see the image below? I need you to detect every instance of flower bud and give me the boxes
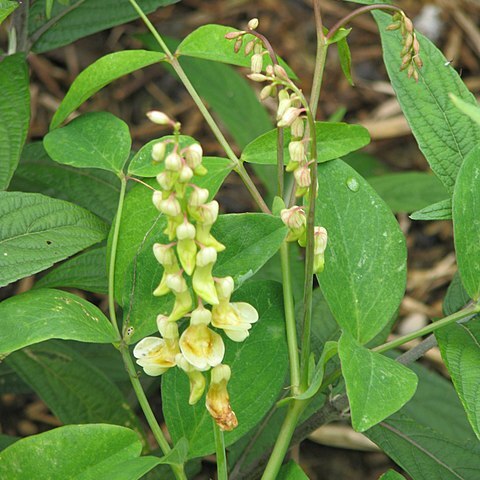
[260,84,273,100]
[169,290,193,322]
[288,140,305,163]
[189,187,209,207]
[215,276,234,300]
[156,171,177,191]
[250,53,263,74]
[280,206,306,230]
[247,73,268,82]
[225,31,244,40]
[179,165,194,183]
[165,151,183,172]
[152,142,166,162]
[175,354,206,404]
[278,107,302,127]
[291,118,305,138]
[193,261,219,305]
[273,64,289,80]
[157,316,179,340]
[184,143,203,169]
[265,65,274,76]
[403,16,414,34]
[153,243,177,266]
[154,193,182,217]
[234,37,243,53]
[166,272,188,294]
[294,165,311,188]
[244,40,255,55]
[247,18,259,30]
[314,226,328,255]
[176,221,196,240]
[147,110,171,125]
[196,247,217,267]
[276,98,292,120]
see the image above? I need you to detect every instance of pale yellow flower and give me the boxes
[176,353,206,405]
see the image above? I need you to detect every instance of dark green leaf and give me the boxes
[0,0,18,24]
[44,112,131,174]
[6,341,142,434]
[368,172,448,213]
[444,273,471,316]
[0,424,162,479]
[379,471,406,480]
[0,362,31,394]
[176,24,296,78]
[316,160,407,343]
[51,50,166,129]
[375,11,480,192]
[162,281,288,458]
[278,460,309,479]
[453,145,480,300]
[0,289,118,355]
[242,122,370,165]
[10,142,121,223]
[0,192,107,287]
[343,151,389,178]
[0,434,18,452]
[339,331,417,432]
[29,0,180,53]
[157,438,188,466]
[0,53,30,190]
[409,198,452,221]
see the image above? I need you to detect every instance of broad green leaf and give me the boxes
[337,35,354,86]
[436,318,480,440]
[162,281,288,458]
[0,192,107,287]
[176,24,296,78]
[29,0,180,53]
[410,198,452,221]
[0,362,30,394]
[6,341,142,434]
[0,435,17,452]
[343,151,389,178]
[444,273,471,316]
[316,160,407,343]
[278,460,309,479]
[338,331,417,432]
[44,112,131,174]
[0,424,161,479]
[450,94,480,126]
[368,172,448,213]
[10,142,120,223]
[242,122,370,165]
[379,471,406,480]
[128,135,199,177]
[34,246,108,294]
[453,146,480,300]
[51,50,166,130]
[0,0,18,24]
[157,438,188,466]
[0,53,30,190]
[375,11,480,192]
[0,289,118,355]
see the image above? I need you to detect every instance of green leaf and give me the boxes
[0,434,18,452]
[29,0,180,53]
[0,53,30,190]
[316,160,407,343]
[453,146,480,300]
[128,135,199,177]
[0,0,18,25]
[162,281,288,458]
[375,10,480,192]
[0,192,107,287]
[337,35,354,86]
[436,318,480,440]
[444,273,471,316]
[0,289,118,355]
[278,460,309,480]
[44,112,131,174]
[379,471,406,480]
[0,362,31,394]
[157,438,189,466]
[176,24,296,78]
[343,151,389,178]
[450,94,480,126]
[6,341,142,434]
[326,27,351,45]
[51,50,166,129]
[0,424,162,479]
[338,331,417,432]
[34,246,108,294]
[242,122,370,165]
[409,198,452,221]
[10,142,121,223]
[368,172,448,213]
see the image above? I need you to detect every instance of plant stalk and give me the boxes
[213,421,228,480]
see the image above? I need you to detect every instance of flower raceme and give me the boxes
[133,113,258,430]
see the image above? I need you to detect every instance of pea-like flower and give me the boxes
[176,353,206,405]
[192,247,219,305]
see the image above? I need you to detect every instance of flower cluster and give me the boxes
[133,112,259,431]
[386,12,423,81]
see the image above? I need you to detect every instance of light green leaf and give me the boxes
[0,192,107,287]
[0,424,161,480]
[326,27,351,46]
[242,122,370,165]
[453,145,480,300]
[278,460,309,479]
[6,341,142,434]
[176,24,296,78]
[44,112,131,174]
[162,281,288,458]
[409,198,452,221]
[29,0,180,53]
[337,35,354,86]
[34,246,108,294]
[51,50,166,129]
[368,172,448,213]
[450,94,480,126]
[0,0,18,25]
[157,438,188,466]
[10,143,121,223]
[339,331,417,432]
[375,11,480,192]
[379,470,406,480]
[128,135,199,177]
[0,53,30,190]
[316,160,407,343]
[0,289,118,355]
[436,318,480,440]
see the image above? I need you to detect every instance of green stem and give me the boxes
[127,0,271,215]
[261,400,308,480]
[213,420,228,480]
[280,242,301,395]
[373,303,480,354]
[310,0,327,118]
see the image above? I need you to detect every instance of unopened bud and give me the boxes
[196,247,217,267]
[288,140,305,163]
[177,221,196,240]
[225,31,244,40]
[260,84,273,100]
[250,53,263,74]
[165,151,183,172]
[179,165,194,183]
[184,144,203,169]
[413,55,423,69]
[247,73,268,82]
[266,65,274,76]
[280,206,306,230]
[189,187,209,207]
[273,64,289,80]
[276,98,292,120]
[412,36,420,55]
[234,37,243,53]
[153,243,176,266]
[190,306,212,326]
[314,226,328,255]
[403,16,414,34]
[166,272,188,293]
[215,276,234,300]
[294,165,311,188]
[152,142,166,162]
[403,33,414,52]
[291,118,305,138]
[147,110,171,125]
[278,107,302,128]
[386,22,401,31]
[248,18,259,30]
[156,171,176,191]
[253,43,263,55]
[244,40,255,55]
[155,193,182,217]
